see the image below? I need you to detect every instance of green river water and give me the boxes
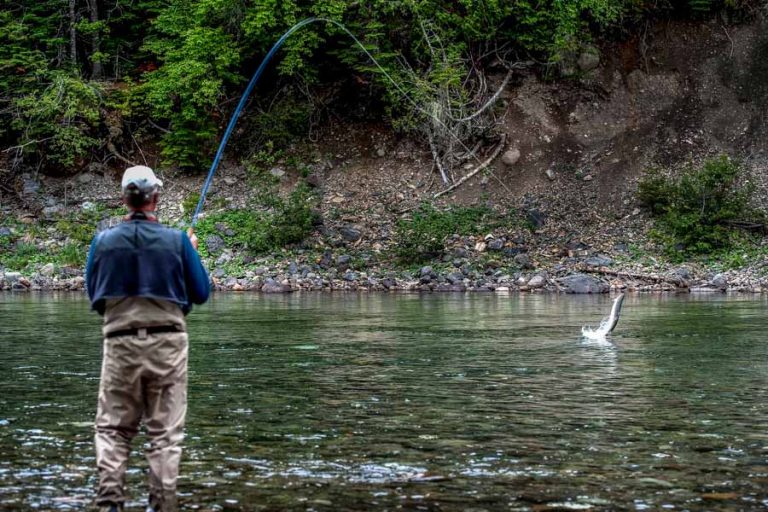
[1,292,767,511]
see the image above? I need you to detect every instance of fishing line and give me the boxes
[191,16,499,226]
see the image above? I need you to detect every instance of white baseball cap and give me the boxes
[121,165,163,192]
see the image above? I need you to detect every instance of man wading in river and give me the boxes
[86,166,210,512]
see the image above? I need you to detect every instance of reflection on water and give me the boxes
[1,292,768,510]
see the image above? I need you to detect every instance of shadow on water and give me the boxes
[1,292,767,510]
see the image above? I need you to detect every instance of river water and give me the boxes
[1,292,767,511]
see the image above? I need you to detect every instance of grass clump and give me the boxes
[637,155,762,258]
[394,204,512,264]
[196,184,318,256]
[0,205,124,272]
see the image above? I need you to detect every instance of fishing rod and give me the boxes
[190,16,498,227]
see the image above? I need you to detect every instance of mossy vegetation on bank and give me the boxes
[0,205,124,272]
[394,204,523,264]
[195,184,319,257]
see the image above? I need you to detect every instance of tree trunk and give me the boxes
[88,0,102,78]
[69,0,77,65]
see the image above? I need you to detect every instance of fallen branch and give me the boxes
[724,219,767,232]
[130,129,149,166]
[721,23,734,58]
[433,134,506,199]
[2,138,54,153]
[107,140,137,167]
[0,181,15,194]
[148,119,171,134]
[450,70,513,123]
[577,265,686,286]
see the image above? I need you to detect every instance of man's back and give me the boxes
[87,218,209,316]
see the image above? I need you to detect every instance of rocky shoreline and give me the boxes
[2,257,765,294]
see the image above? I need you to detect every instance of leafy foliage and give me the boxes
[394,204,497,263]
[1,0,759,170]
[638,156,761,256]
[132,0,631,166]
[12,72,103,169]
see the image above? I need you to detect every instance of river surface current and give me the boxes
[1,292,767,511]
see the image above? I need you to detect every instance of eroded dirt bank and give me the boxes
[2,19,768,293]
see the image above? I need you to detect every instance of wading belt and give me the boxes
[105,326,181,339]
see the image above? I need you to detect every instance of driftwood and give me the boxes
[148,119,171,134]
[433,134,506,199]
[576,265,687,286]
[724,220,768,233]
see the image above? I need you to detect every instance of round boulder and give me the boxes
[340,226,362,242]
[558,273,609,294]
[577,46,600,72]
[501,148,521,167]
[205,235,226,255]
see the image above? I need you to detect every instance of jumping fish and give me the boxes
[582,293,625,339]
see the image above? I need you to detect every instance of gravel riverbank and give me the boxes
[2,254,766,294]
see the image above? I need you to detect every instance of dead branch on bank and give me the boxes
[576,265,687,287]
[433,134,506,198]
[407,20,525,189]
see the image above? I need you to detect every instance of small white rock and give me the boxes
[501,148,521,167]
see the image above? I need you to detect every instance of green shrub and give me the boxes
[55,217,97,246]
[394,204,495,263]
[242,93,312,150]
[0,241,40,271]
[270,184,318,248]
[11,72,103,170]
[59,242,87,266]
[196,184,318,255]
[638,156,760,257]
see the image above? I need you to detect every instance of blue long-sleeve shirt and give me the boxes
[86,219,210,315]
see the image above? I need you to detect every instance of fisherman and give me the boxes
[85,165,210,512]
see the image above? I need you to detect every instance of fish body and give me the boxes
[582,293,625,339]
